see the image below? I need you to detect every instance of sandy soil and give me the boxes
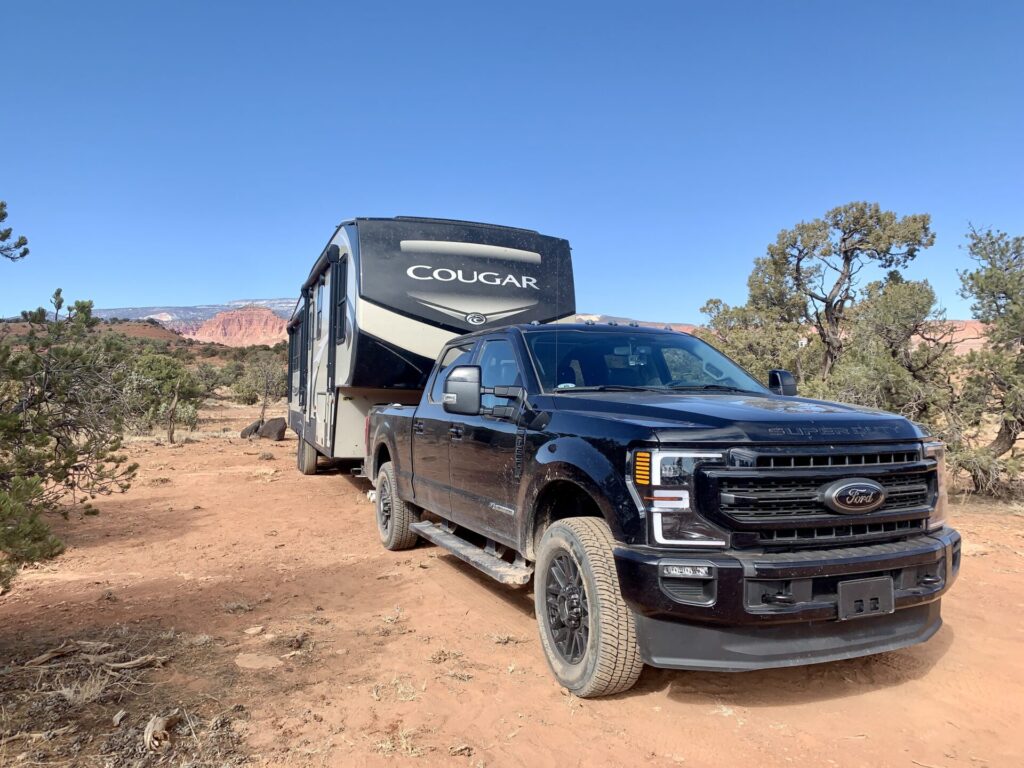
[2,400,1023,767]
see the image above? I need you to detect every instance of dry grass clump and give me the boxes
[374,727,424,757]
[370,675,421,702]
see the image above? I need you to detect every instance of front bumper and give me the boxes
[613,527,961,671]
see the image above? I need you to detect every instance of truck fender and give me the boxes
[370,424,405,494]
[517,436,643,551]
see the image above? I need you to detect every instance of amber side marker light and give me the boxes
[633,451,651,485]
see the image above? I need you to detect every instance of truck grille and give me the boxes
[698,443,935,549]
[719,472,931,521]
[753,448,920,469]
[757,518,926,544]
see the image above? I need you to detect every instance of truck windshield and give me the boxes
[525,329,768,395]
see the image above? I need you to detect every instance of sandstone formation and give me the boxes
[187,306,287,348]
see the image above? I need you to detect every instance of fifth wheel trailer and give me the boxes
[287,216,576,472]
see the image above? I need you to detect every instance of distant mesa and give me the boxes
[188,306,287,348]
[94,299,294,348]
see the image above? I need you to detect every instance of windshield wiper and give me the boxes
[666,384,756,394]
[553,385,664,393]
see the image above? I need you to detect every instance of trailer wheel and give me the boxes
[534,517,643,697]
[297,439,318,475]
[375,462,418,551]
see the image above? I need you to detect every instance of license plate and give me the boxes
[837,576,895,621]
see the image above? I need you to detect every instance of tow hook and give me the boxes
[764,592,796,605]
[919,574,942,587]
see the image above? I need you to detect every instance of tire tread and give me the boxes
[377,462,418,551]
[539,517,643,697]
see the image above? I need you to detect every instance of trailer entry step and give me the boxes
[411,521,534,586]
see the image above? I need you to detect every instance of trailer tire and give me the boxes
[297,439,318,475]
[375,462,418,551]
[534,517,643,697]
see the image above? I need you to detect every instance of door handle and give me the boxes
[413,420,425,434]
[448,425,464,439]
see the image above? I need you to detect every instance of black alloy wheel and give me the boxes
[545,551,590,663]
[377,476,393,535]
[375,461,418,551]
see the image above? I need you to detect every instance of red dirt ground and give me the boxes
[1,401,1022,767]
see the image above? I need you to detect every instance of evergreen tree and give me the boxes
[0,200,29,262]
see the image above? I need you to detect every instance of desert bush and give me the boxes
[194,362,221,397]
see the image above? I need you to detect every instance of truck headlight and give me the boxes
[924,441,949,531]
[631,450,730,547]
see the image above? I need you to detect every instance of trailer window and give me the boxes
[429,343,474,403]
[335,258,347,342]
[316,279,324,340]
[288,327,301,399]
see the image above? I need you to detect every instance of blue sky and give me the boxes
[2,1,1021,320]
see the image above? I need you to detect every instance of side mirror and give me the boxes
[443,365,482,415]
[768,369,797,396]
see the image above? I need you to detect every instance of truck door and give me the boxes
[411,342,476,516]
[447,337,523,547]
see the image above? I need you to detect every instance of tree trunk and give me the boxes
[985,418,1020,459]
[821,343,840,380]
[259,378,269,425]
[166,379,180,444]
[968,419,1022,495]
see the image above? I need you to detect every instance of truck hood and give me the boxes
[549,392,926,444]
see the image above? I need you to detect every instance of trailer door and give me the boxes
[309,272,335,449]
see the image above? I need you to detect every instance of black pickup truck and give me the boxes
[365,323,960,697]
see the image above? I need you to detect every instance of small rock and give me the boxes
[257,417,287,441]
[243,626,264,636]
[963,541,991,557]
[240,420,261,439]
[234,653,283,670]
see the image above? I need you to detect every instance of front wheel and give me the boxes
[375,461,418,551]
[534,517,643,697]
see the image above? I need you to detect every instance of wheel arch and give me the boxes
[372,440,392,481]
[525,477,606,560]
[518,437,643,558]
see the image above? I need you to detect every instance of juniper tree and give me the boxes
[827,276,956,422]
[758,202,935,379]
[131,353,203,443]
[233,351,287,424]
[955,227,1024,494]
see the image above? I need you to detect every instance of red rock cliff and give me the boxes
[187,306,287,348]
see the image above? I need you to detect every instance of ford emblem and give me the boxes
[821,478,886,514]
